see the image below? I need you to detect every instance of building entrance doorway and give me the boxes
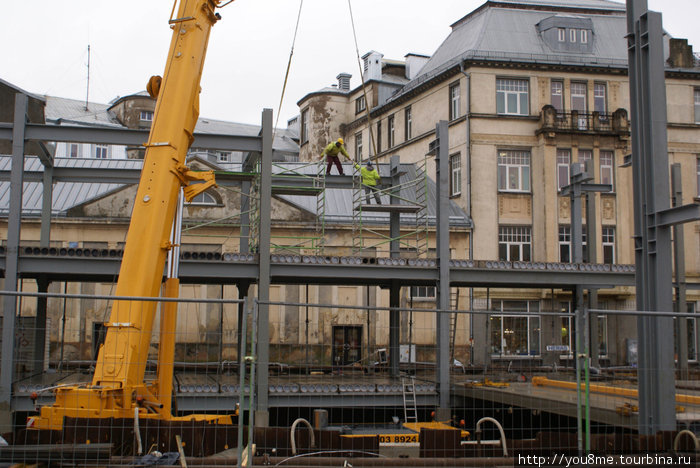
[332,325,362,367]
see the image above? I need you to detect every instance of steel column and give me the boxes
[627,0,676,434]
[671,164,688,379]
[389,155,401,377]
[435,121,451,412]
[255,109,273,426]
[0,94,28,432]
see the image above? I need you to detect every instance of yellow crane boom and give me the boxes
[32,0,227,430]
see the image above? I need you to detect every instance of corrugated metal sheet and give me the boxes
[0,156,140,216]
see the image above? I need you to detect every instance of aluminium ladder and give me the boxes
[402,376,418,423]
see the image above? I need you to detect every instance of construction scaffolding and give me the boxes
[249,160,327,255]
[351,154,429,257]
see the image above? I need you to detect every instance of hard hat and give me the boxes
[366,160,373,167]
[337,138,344,145]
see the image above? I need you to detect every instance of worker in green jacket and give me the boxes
[354,160,382,204]
[320,138,350,175]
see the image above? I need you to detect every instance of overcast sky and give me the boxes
[3,0,698,127]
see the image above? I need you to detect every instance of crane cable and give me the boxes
[347,0,376,160]
[273,0,305,142]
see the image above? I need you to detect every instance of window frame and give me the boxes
[376,121,382,154]
[496,78,529,116]
[449,82,460,120]
[300,108,309,144]
[551,80,564,113]
[139,110,153,122]
[696,156,700,197]
[557,28,566,42]
[449,153,461,197]
[580,29,588,44]
[218,151,231,163]
[94,144,108,159]
[557,149,572,191]
[498,226,532,262]
[695,88,700,124]
[355,95,366,114]
[404,106,412,140]
[602,226,616,264]
[355,131,363,159]
[489,300,541,357]
[570,82,587,113]
[497,149,531,193]
[559,225,588,263]
[594,82,607,115]
[411,285,436,300]
[600,150,615,192]
[388,114,395,148]
[570,29,577,43]
[186,191,218,206]
[69,143,79,158]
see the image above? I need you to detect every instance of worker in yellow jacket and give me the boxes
[320,138,350,175]
[353,160,382,204]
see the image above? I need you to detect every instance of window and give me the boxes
[496,78,529,116]
[489,300,540,356]
[388,114,395,148]
[559,226,587,263]
[449,82,460,120]
[69,143,79,158]
[95,145,108,159]
[376,121,382,154]
[301,108,309,144]
[578,149,592,164]
[557,149,571,191]
[411,285,436,299]
[187,191,217,205]
[355,95,366,114]
[450,153,461,197]
[498,150,531,192]
[218,151,230,163]
[355,131,363,159]
[498,226,531,262]
[405,106,412,140]
[570,29,577,43]
[571,82,587,112]
[602,227,615,264]
[695,89,700,123]
[580,29,588,44]
[594,83,607,115]
[557,28,566,42]
[551,80,564,113]
[600,150,614,191]
[139,110,153,121]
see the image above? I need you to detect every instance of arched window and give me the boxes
[187,191,218,205]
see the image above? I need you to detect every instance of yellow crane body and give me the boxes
[31,0,229,431]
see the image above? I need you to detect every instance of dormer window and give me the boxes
[537,16,594,54]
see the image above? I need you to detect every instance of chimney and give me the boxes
[336,73,352,91]
[361,51,383,82]
[405,53,430,80]
[667,38,694,68]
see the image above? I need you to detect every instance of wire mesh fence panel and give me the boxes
[0,288,699,466]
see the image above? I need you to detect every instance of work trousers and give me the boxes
[325,155,344,175]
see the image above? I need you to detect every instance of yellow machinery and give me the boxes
[31,0,229,430]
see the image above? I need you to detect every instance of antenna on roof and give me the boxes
[85,44,91,111]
